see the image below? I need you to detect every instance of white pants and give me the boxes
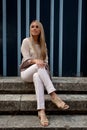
[21,64,56,110]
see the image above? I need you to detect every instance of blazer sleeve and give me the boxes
[44,43,48,64]
[21,39,31,61]
[44,51,48,64]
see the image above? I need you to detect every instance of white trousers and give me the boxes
[21,64,56,110]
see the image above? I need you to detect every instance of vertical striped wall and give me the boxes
[1,0,84,77]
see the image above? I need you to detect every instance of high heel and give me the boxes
[38,111,49,126]
[51,95,69,110]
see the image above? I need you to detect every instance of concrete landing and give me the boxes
[0,115,87,130]
[0,77,87,94]
[0,94,87,113]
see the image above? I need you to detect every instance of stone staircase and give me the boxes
[0,77,87,129]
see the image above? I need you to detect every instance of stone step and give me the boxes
[0,94,87,114]
[0,115,87,129]
[0,77,87,94]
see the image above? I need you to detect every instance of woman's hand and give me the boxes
[35,59,46,68]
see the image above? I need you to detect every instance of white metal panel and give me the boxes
[50,0,54,75]
[77,0,82,76]
[26,0,30,37]
[17,0,21,75]
[36,0,40,20]
[2,0,7,76]
[58,0,64,76]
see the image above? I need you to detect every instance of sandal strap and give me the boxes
[38,112,49,126]
[51,96,69,110]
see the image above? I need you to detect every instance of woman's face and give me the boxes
[30,22,41,36]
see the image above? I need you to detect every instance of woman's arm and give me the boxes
[44,44,48,64]
[21,39,31,60]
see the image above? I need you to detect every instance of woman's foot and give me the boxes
[51,92,69,110]
[38,110,49,126]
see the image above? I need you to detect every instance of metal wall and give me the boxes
[0,0,87,77]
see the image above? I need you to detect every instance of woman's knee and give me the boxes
[21,71,33,82]
[32,64,38,70]
[33,72,38,79]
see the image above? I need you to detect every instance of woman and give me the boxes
[20,20,69,126]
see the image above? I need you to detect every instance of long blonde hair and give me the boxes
[30,20,47,60]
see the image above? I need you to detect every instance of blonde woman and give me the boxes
[20,20,69,127]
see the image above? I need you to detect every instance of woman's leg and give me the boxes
[33,72,45,110]
[37,67,69,110]
[21,65,49,126]
[33,72,49,126]
[38,67,56,94]
[21,65,56,93]
[21,64,47,109]
[21,64,45,109]
[21,64,38,82]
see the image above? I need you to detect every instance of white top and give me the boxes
[21,38,48,63]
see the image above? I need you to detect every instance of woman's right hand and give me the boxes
[34,59,46,68]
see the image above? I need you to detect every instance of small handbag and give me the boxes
[20,59,31,70]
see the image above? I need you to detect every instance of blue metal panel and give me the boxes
[36,0,40,20]
[58,0,63,77]
[2,0,7,76]
[50,0,54,75]
[26,0,30,37]
[77,0,82,76]
[17,0,21,75]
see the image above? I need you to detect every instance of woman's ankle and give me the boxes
[50,91,57,99]
[38,109,45,114]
